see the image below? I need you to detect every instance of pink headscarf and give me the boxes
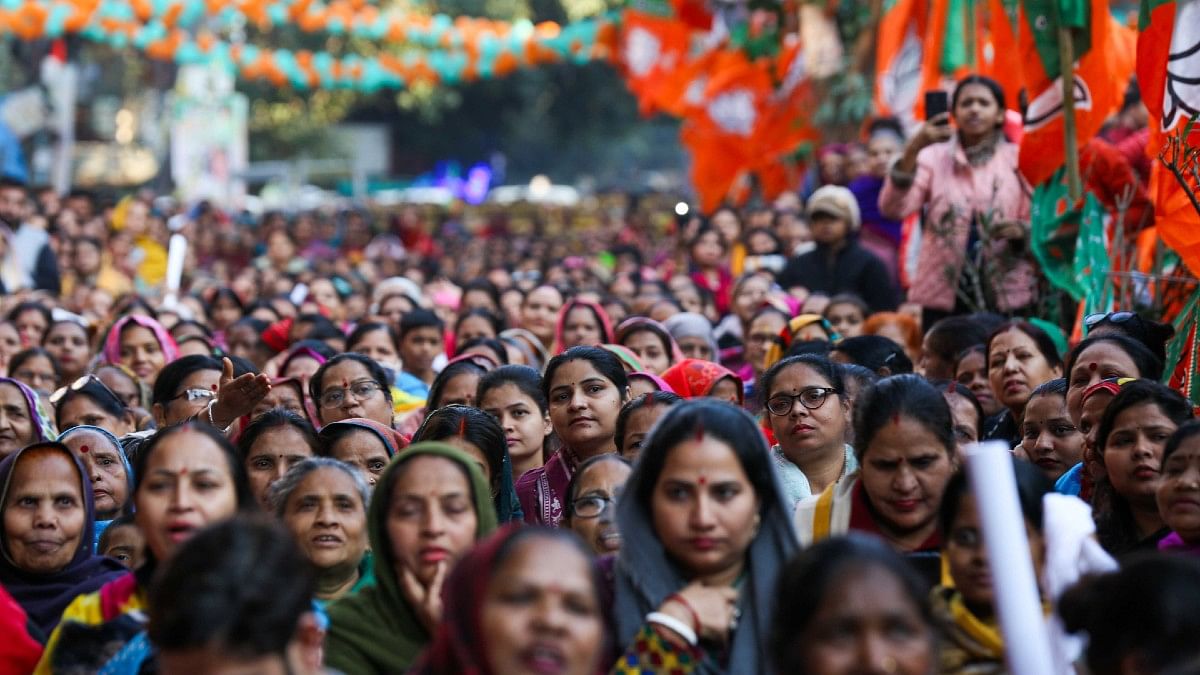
[552,299,615,354]
[614,317,685,363]
[102,315,179,366]
[628,371,676,394]
[280,345,329,376]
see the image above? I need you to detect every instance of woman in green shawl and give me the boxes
[324,442,499,674]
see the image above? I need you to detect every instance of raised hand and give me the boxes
[210,357,271,428]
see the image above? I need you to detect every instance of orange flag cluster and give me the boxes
[1138,0,1200,276]
[619,10,819,213]
[874,0,1136,187]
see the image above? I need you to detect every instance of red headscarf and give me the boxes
[660,358,744,404]
[553,299,615,354]
[409,524,610,675]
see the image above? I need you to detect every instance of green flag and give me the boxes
[1030,167,1110,307]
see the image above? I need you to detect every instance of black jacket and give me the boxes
[776,238,899,312]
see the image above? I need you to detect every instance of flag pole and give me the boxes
[966,0,978,69]
[1056,26,1083,202]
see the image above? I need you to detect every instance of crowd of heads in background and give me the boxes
[0,72,1194,675]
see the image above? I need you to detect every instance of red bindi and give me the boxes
[179,467,188,475]
[1088,362,1098,371]
[211,384,218,390]
[892,414,901,425]
[697,476,708,486]
[342,379,349,388]
[79,444,89,454]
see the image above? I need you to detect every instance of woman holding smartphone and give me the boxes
[880,75,1033,327]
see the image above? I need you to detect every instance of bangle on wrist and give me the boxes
[666,593,701,634]
[647,612,698,647]
[206,398,232,433]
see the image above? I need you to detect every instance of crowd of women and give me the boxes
[1,72,1198,675]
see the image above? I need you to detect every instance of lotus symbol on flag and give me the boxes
[707,90,757,136]
[1163,0,1200,131]
[625,28,661,77]
[1025,74,1094,131]
[685,76,709,107]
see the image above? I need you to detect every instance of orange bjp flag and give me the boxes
[678,49,772,212]
[1138,0,1200,275]
[875,0,928,126]
[619,10,692,116]
[1015,0,1136,186]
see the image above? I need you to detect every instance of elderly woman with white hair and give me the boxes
[663,312,720,363]
[775,185,900,313]
[270,457,373,606]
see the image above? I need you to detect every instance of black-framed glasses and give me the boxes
[49,374,126,410]
[766,387,839,416]
[571,494,616,519]
[1083,311,1138,330]
[319,380,384,409]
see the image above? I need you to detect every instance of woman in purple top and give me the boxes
[516,346,628,527]
[848,117,906,284]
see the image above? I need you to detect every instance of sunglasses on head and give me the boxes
[49,374,126,410]
[1083,311,1139,330]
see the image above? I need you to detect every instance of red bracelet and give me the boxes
[666,593,701,634]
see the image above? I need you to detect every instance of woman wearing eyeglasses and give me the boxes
[762,355,856,511]
[52,375,136,437]
[310,354,397,429]
[565,454,632,555]
[149,355,271,432]
[796,376,958,586]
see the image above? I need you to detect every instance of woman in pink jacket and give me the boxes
[879,75,1035,327]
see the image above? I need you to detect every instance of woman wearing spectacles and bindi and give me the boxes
[310,354,397,429]
[761,355,855,511]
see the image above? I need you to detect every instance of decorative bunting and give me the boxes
[0,0,616,91]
